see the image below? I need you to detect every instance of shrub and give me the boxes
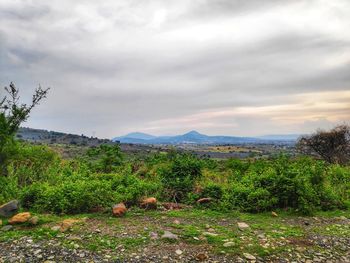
[201,184,223,200]
[160,153,202,202]
[0,176,19,204]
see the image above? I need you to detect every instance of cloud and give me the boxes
[0,0,349,137]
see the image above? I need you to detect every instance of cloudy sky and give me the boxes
[0,0,349,138]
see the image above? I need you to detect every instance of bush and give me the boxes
[160,153,202,202]
[0,176,19,204]
[20,173,162,214]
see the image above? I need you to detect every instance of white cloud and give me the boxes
[0,0,349,137]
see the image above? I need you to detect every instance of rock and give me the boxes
[203,232,218,237]
[237,222,250,230]
[161,230,178,240]
[149,232,159,240]
[0,200,19,217]
[196,253,208,261]
[112,203,127,217]
[140,197,157,210]
[271,211,278,217]
[223,241,235,247]
[175,249,183,255]
[9,212,31,224]
[28,216,39,225]
[197,197,213,204]
[243,253,256,260]
[173,219,181,225]
[51,226,61,231]
[1,225,13,231]
[59,219,82,232]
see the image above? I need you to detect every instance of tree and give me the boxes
[0,82,49,175]
[296,125,350,165]
[86,144,123,173]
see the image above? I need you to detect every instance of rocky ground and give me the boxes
[1,209,350,263]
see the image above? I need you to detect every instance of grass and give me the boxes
[1,208,349,258]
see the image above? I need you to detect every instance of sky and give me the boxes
[0,0,349,138]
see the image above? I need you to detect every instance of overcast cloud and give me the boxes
[0,0,349,138]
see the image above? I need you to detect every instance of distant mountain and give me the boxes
[257,134,301,141]
[115,132,156,141]
[113,130,298,145]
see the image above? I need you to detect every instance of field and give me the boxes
[1,142,350,262]
[1,209,349,262]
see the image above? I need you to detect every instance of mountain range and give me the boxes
[113,131,300,145]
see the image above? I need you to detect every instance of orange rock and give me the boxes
[112,203,127,217]
[140,197,157,210]
[9,212,31,224]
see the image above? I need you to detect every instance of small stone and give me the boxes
[60,218,82,232]
[173,219,181,225]
[175,249,183,255]
[203,232,218,237]
[67,235,82,241]
[33,249,42,255]
[149,232,159,240]
[161,231,178,240]
[51,226,60,231]
[29,216,39,225]
[1,225,13,231]
[223,241,235,247]
[271,211,278,217]
[237,222,250,230]
[243,253,256,260]
[196,253,208,261]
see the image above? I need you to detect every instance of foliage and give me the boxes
[297,125,350,164]
[85,144,123,173]
[159,153,202,202]
[0,82,49,176]
[0,141,349,215]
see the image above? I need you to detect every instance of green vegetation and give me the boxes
[0,83,349,216]
[0,143,349,215]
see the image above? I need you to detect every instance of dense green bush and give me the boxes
[1,142,349,215]
[159,153,202,202]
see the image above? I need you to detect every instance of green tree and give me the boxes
[86,144,123,173]
[0,82,49,176]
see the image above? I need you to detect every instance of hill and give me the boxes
[17,127,114,146]
[113,130,298,145]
